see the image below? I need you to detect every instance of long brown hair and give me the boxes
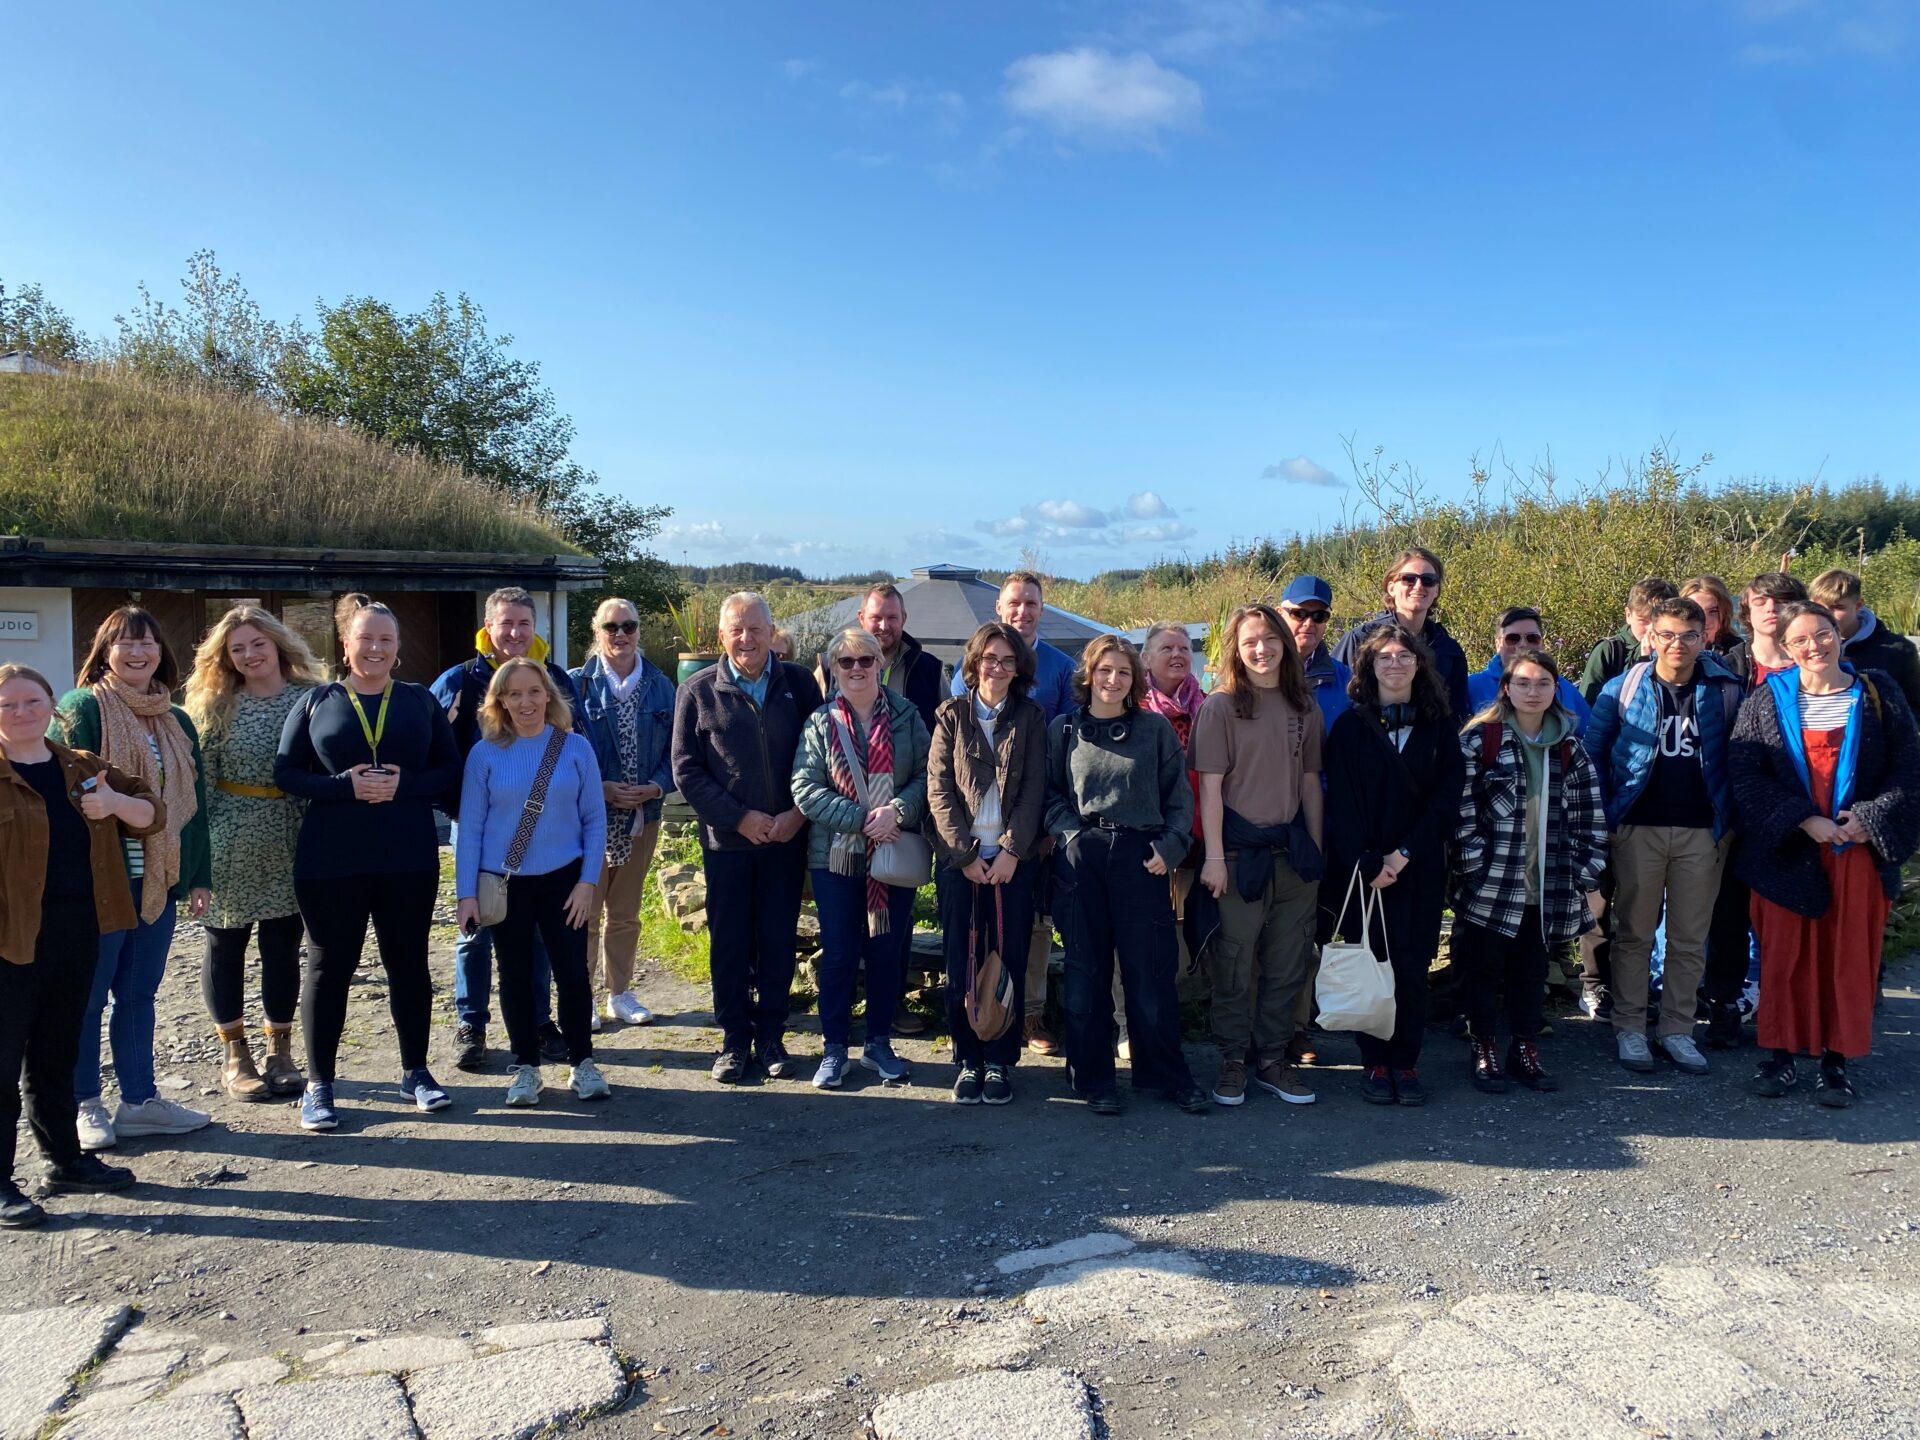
[1071,634,1147,711]
[78,606,180,692]
[1216,603,1311,717]
[184,605,327,736]
[1347,623,1449,721]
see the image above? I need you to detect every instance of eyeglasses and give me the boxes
[1500,631,1544,646]
[1395,573,1440,589]
[599,619,639,635]
[1283,607,1330,624]
[979,653,1018,672]
[1508,678,1556,692]
[835,655,878,671]
[1650,629,1702,647]
[1784,633,1837,653]
[1375,653,1418,668]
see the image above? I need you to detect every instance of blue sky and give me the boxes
[6,1,1916,578]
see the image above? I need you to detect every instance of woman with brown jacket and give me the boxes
[928,623,1049,1106]
[0,663,164,1227]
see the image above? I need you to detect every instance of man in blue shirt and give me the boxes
[1278,575,1351,734]
[1467,606,1592,734]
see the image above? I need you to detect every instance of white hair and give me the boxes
[719,591,772,627]
[825,626,884,666]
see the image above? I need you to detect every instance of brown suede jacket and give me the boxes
[0,742,166,964]
[926,691,1049,869]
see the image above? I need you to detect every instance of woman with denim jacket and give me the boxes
[570,598,675,1027]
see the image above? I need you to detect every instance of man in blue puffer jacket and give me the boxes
[1584,596,1743,1080]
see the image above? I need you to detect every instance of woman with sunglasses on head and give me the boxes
[54,607,215,1152]
[791,626,931,1090]
[1332,547,1471,724]
[1047,635,1209,1117]
[274,595,462,1131]
[928,622,1048,1105]
[183,605,327,1103]
[1323,625,1464,1106]
[570,598,674,1029]
[1731,601,1920,1108]
[1454,651,1608,1094]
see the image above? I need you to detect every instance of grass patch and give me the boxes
[639,825,712,985]
[0,368,576,554]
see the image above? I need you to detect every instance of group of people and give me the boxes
[2,556,1915,1227]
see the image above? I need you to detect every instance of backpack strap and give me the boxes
[1479,719,1503,768]
[1865,675,1883,725]
[1616,659,1652,716]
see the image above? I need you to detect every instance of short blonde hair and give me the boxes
[479,657,572,743]
[1809,568,1863,606]
[590,597,640,659]
[824,626,883,668]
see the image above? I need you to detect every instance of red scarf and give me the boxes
[826,696,896,934]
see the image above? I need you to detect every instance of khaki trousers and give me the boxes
[1610,824,1728,1039]
[589,819,661,998]
[1206,857,1319,1066]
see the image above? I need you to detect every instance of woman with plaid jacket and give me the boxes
[1453,649,1608,1096]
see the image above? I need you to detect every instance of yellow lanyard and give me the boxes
[344,682,393,767]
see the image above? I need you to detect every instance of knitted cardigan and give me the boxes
[1729,668,1920,917]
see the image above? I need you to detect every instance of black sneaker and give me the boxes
[982,1065,1013,1106]
[712,1049,749,1084]
[1087,1088,1124,1116]
[1,1181,47,1229]
[454,1024,488,1073]
[537,1022,568,1064]
[1361,1065,1396,1105]
[1816,1060,1856,1108]
[1168,1083,1211,1114]
[39,1154,135,1196]
[757,1037,793,1080]
[1750,1053,1797,1097]
[1394,1069,1427,1107]
[1471,1037,1509,1094]
[953,1066,984,1104]
[1506,1039,1558,1092]
[1706,1001,1742,1050]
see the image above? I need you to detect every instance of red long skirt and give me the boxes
[1751,726,1887,1060]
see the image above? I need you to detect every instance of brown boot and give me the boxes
[217,1023,269,1102]
[260,1023,305,1096]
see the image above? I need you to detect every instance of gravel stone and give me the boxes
[58,1393,244,1440]
[872,1368,1097,1440]
[994,1231,1136,1275]
[405,1340,627,1439]
[1021,1249,1243,1343]
[0,1303,130,1440]
[240,1374,415,1440]
[170,1357,292,1397]
[321,1336,475,1376]
[476,1318,608,1351]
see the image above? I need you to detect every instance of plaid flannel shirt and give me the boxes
[1452,719,1608,941]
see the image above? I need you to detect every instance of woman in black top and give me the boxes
[1323,624,1464,1106]
[274,595,461,1132]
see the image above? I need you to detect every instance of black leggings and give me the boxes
[1,897,99,1180]
[494,860,594,1067]
[295,871,438,1082]
[1456,908,1549,1044]
[201,914,304,1026]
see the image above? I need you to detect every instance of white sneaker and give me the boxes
[569,1058,611,1101]
[1659,1034,1710,1075]
[1615,1031,1656,1073]
[505,1065,542,1107]
[77,1098,116,1152]
[1739,982,1760,1019]
[115,1096,212,1138]
[590,1011,603,1034]
[607,992,654,1026]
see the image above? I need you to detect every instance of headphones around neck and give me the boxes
[1076,713,1131,743]
[1379,702,1418,730]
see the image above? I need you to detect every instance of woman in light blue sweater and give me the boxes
[456,659,608,1107]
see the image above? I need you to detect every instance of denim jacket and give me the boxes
[570,653,676,824]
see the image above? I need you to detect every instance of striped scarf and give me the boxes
[826,696,896,935]
[94,676,199,922]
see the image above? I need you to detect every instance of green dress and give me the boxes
[203,686,310,928]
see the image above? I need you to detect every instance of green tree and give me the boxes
[0,278,87,362]
[110,249,299,398]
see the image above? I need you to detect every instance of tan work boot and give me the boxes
[1024,1016,1060,1057]
[260,1023,306,1096]
[217,1023,269,1102]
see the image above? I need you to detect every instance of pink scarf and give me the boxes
[1143,673,1205,747]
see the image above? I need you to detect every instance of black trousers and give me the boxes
[296,871,437,1081]
[702,836,808,1053]
[1057,828,1194,1095]
[1336,877,1443,1071]
[201,913,304,1026]
[1703,850,1753,1004]
[1456,908,1549,1044]
[494,859,594,1066]
[939,864,1035,1068]
[2,897,100,1180]
[1577,867,1614,998]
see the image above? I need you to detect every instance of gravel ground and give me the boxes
[4,901,1918,1440]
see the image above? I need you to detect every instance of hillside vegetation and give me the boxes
[0,368,575,554]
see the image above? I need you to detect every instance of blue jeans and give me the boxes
[76,878,175,1106]
[810,867,916,1048]
[454,922,551,1029]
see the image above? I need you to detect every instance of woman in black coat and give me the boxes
[1322,624,1464,1106]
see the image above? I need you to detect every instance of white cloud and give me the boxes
[906,527,983,556]
[1731,0,1910,59]
[1124,490,1172,518]
[1262,456,1345,488]
[782,57,816,80]
[1034,499,1109,527]
[841,78,970,130]
[1002,48,1204,149]
[974,493,1194,548]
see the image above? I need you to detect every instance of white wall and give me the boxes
[0,587,76,692]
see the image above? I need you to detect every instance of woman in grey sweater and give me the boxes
[1046,635,1210,1117]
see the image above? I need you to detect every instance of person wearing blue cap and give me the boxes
[1332,548,1471,723]
[1467,608,1592,736]
[1278,577,1352,736]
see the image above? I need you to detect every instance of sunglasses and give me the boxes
[1501,631,1544,646]
[835,655,878,672]
[599,619,639,635]
[1395,573,1440,589]
[1283,607,1330,624]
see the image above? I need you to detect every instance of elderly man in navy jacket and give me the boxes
[672,592,824,1084]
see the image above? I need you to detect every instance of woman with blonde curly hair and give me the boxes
[184,606,327,1101]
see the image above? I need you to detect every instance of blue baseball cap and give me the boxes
[1281,575,1333,608]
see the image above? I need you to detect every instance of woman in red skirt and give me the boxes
[1730,601,1920,1106]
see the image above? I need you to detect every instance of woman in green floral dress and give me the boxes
[184,606,327,1101]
